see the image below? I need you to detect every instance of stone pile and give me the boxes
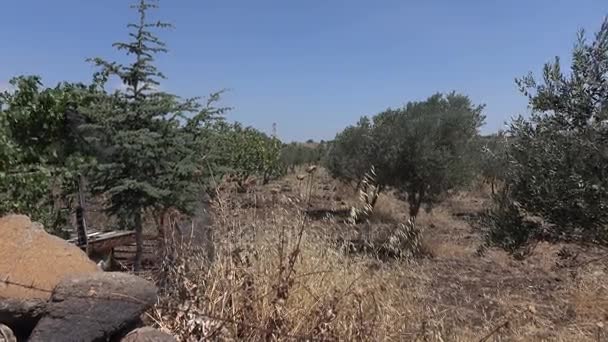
[0,215,174,342]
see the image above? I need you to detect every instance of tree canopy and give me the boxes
[80,0,225,269]
[327,92,485,218]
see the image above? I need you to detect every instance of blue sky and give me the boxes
[1,1,607,141]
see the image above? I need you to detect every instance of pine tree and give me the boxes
[83,0,222,270]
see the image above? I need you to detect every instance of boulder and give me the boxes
[121,327,176,342]
[0,215,99,300]
[0,299,46,339]
[29,272,157,342]
[0,324,16,342]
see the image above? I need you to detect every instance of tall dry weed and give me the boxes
[150,184,437,341]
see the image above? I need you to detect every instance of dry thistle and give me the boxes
[306,165,318,174]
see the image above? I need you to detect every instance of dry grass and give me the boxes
[151,193,430,340]
[150,169,608,341]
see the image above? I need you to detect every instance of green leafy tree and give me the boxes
[372,93,485,217]
[325,117,374,190]
[0,76,93,235]
[329,93,485,218]
[83,0,222,270]
[477,132,509,194]
[492,17,608,248]
[279,143,302,173]
[213,122,282,189]
[281,142,326,173]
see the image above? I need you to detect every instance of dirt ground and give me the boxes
[213,168,608,341]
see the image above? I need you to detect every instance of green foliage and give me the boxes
[325,117,374,186]
[0,76,92,236]
[82,0,224,269]
[375,93,485,217]
[281,141,326,173]
[212,122,283,187]
[483,190,537,255]
[476,132,509,193]
[491,17,608,249]
[329,93,485,217]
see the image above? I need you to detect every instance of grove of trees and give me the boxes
[1,0,607,263]
[0,0,281,270]
[326,16,608,254]
[280,141,327,173]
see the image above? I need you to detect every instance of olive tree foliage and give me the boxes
[328,93,485,218]
[373,93,485,217]
[281,141,327,173]
[488,17,608,249]
[82,0,225,270]
[0,76,95,236]
[211,121,282,189]
[477,132,509,194]
[325,116,374,189]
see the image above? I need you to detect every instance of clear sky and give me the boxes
[1,1,607,141]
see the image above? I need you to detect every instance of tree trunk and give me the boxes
[491,179,495,195]
[156,209,166,252]
[408,203,420,219]
[134,209,143,272]
[236,179,246,193]
[408,192,423,219]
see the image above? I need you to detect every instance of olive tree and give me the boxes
[325,116,375,190]
[477,132,509,194]
[329,93,485,218]
[372,93,485,217]
[491,17,608,248]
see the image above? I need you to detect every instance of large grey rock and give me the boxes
[0,324,16,342]
[0,299,46,339]
[121,327,176,342]
[29,272,157,342]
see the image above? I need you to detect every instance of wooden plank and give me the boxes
[87,231,136,253]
